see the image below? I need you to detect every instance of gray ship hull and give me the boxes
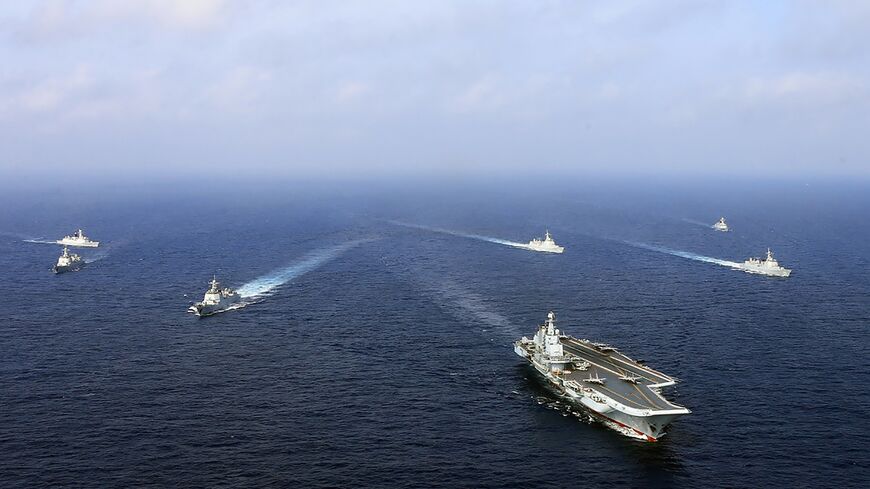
[515,320,689,442]
[188,297,242,317]
[52,262,84,274]
[736,264,791,277]
[523,364,681,441]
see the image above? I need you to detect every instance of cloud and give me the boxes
[740,72,866,106]
[202,66,274,114]
[450,76,505,114]
[2,65,93,114]
[334,81,369,104]
[1,1,869,178]
[10,0,230,42]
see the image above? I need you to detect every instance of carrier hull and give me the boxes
[515,312,689,442]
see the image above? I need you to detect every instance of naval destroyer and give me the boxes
[735,248,791,277]
[521,230,564,253]
[56,229,99,248]
[52,246,84,274]
[188,276,241,317]
[515,311,690,441]
[712,217,729,232]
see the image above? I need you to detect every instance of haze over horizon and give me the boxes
[1,1,868,182]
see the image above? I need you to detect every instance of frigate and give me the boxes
[52,246,84,274]
[56,229,99,248]
[515,311,690,441]
[521,230,564,253]
[712,217,729,232]
[736,248,791,277]
[188,276,242,317]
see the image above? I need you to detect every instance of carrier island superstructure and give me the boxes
[515,312,690,441]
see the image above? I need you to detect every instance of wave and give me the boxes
[236,240,370,298]
[625,241,741,268]
[388,221,527,249]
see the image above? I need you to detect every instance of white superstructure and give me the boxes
[52,246,84,273]
[188,276,242,317]
[515,311,690,442]
[736,248,791,277]
[56,229,99,248]
[522,230,564,253]
[712,217,729,232]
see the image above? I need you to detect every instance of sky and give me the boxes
[0,0,868,182]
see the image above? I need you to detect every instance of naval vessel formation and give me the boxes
[29,215,796,443]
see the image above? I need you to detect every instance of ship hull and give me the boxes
[516,345,685,442]
[517,245,564,254]
[53,262,84,274]
[736,265,791,277]
[188,298,242,317]
[56,239,99,248]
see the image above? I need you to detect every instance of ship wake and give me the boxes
[23,238,60,245]
[236,240,370,299]
[83,250,111,264]
[416,274,520,337]
[388,221,526,249]
[626,241,741,268]
[681,218,714,228]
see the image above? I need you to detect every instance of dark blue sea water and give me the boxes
[1,179,868,488]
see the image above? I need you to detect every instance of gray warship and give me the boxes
[712,217,729,232]
[521,230,564,253]
[736,248,791,277]
[515,311,690,441]
[188,276,241,317]
[56,229,100,247]
[53,246,84,274]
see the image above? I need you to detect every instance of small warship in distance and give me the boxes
[523,230,564,253]
[53,246,84,274]
[515,311,690,441]
[188,276,241,317]
[712,217,729,232]
[56,229,99,248]
[736,248,791,277]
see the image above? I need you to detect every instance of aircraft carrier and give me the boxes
[515,311,690,441]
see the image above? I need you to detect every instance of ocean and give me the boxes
[1,178,868,488]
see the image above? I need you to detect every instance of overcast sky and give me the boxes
[1,0,868,181]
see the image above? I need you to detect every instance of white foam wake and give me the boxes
[83,250,111,264]
[403,271,520,338]
[681,218,714,228]
[626,241,741,268]
[23,238,59,245]
[388,221,526,249]
[235,240,366,298]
